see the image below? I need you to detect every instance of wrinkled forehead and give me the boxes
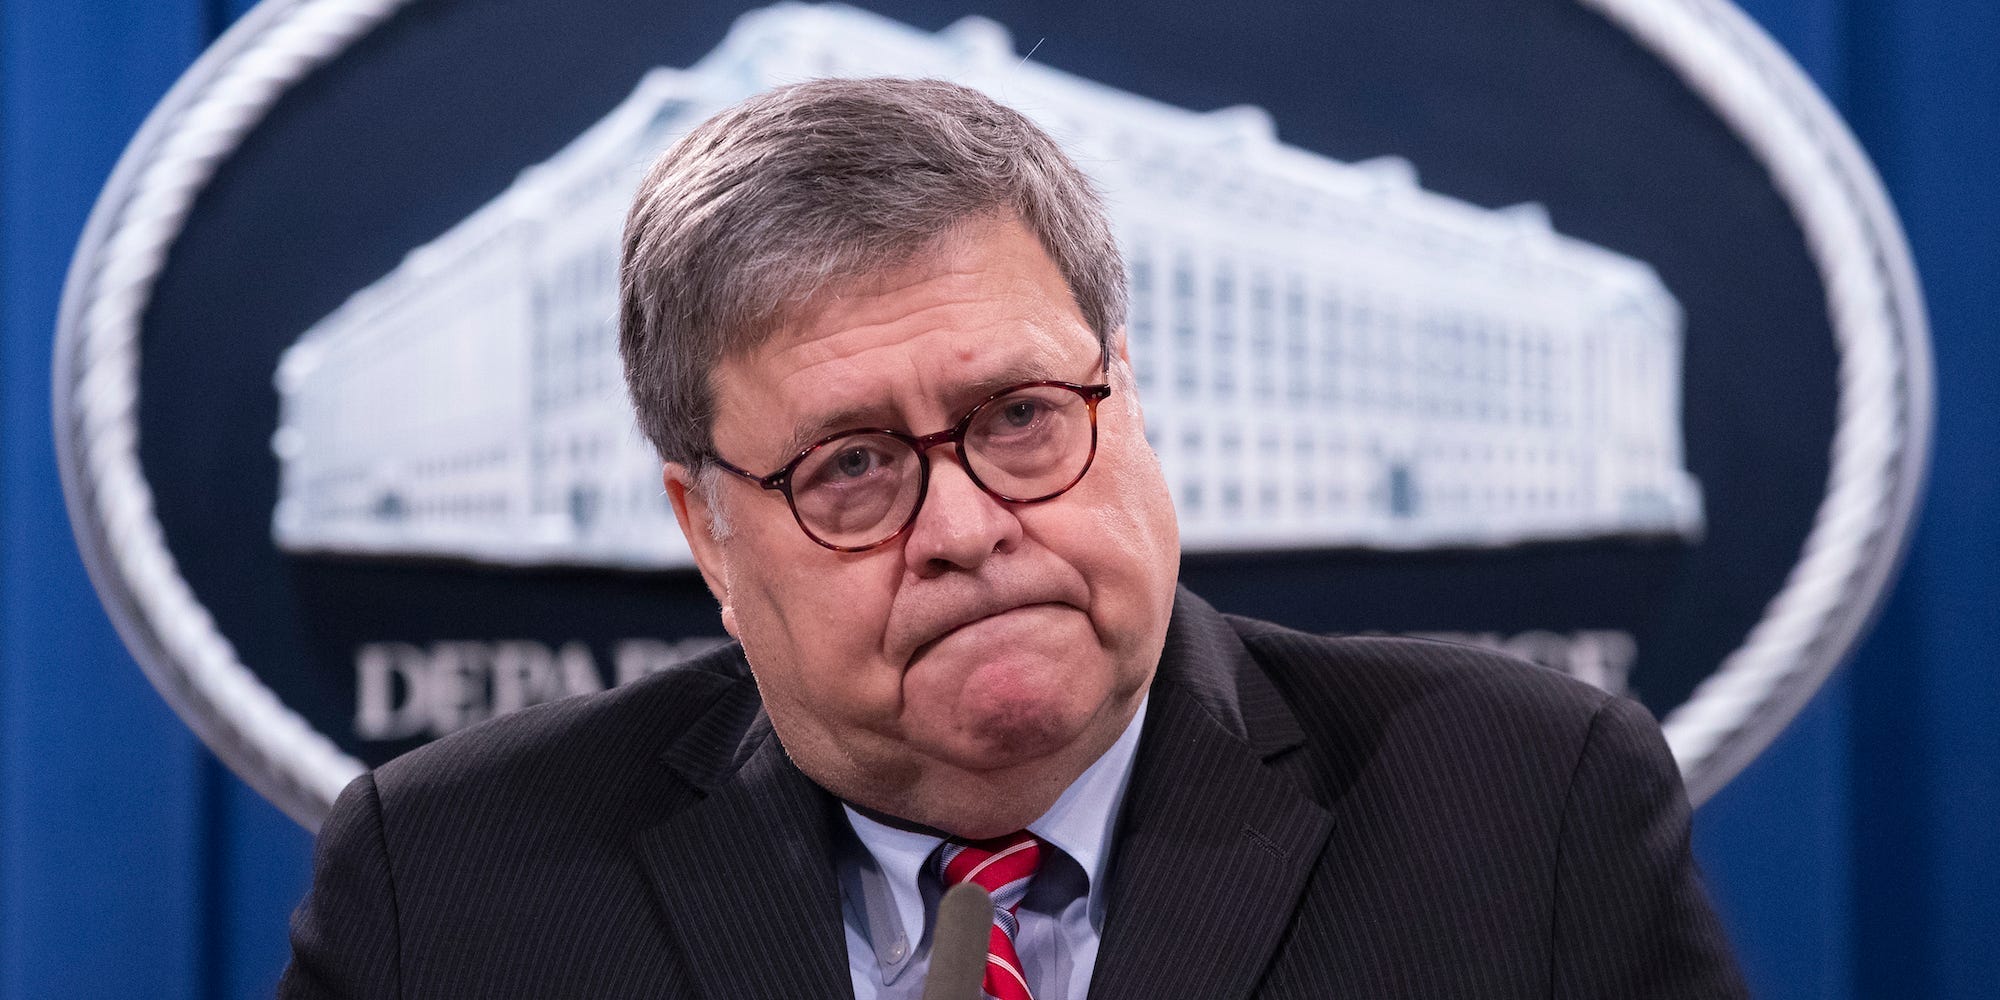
[719,215,1091,378]
[713,215,998,370]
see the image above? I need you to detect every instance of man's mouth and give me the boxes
[906,600,1069,665]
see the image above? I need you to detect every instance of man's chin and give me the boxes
[910,688,1107,776]
[901,617,1121,770]
[953,721,1075,770]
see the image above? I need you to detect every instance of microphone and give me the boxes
[921,882,992,1000]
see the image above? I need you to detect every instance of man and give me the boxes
[282,77,1745,998]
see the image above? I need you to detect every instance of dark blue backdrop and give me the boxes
[2,1,1993,997]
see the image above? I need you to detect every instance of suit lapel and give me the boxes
[1089,591,1334,1000]
[632,710,852,1000]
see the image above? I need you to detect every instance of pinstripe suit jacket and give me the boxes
[281,588,1745,998]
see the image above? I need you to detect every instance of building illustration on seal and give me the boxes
[270,2,1705,570]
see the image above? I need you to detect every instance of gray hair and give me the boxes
[618,76,1128,474]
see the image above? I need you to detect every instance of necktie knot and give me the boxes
[935,831,1043,1000]
[937,831,1043,904]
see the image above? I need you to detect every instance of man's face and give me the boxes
[668,216,1179,828]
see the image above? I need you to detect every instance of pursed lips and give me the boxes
[899,593,1083,667]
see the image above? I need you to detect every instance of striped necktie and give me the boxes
[936,832,1044,1000]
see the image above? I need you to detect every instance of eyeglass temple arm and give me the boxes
[706,456,789,492]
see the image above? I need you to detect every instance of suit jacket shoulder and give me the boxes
[1223,614,1618,812]
[1132,595,1746,999]
[283,645,783,999]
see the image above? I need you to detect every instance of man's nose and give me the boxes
[902,450,1022,574]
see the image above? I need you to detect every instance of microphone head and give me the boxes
[921,881,993,1000]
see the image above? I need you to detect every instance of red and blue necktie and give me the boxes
[936,832,1044,1000]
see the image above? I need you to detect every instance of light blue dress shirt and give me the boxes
[836,696,1150,1000]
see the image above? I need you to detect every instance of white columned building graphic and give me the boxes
[271,2,1705,570]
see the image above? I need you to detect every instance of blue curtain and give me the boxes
[2,1,1993,997]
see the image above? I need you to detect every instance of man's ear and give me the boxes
[664,463,739,639]
[1112,325,1132,367]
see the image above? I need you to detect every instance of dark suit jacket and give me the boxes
[281,588,1745,998]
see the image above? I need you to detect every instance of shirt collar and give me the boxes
[841,694,1151,954]
[1025,693,1149,918]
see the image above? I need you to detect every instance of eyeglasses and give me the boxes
[709,380,1114,551]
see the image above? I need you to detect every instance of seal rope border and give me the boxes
[1586,0,1932,803]
[55,0,408,827]
[53,0,1930,827]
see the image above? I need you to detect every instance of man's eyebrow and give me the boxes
[773,403,885,461]
[771,367,1068,462]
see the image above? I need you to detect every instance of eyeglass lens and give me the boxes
[788,384,1097,548]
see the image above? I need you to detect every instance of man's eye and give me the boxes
[829,446,880,479]
[795,435,909,494]
[999,400,1045,429]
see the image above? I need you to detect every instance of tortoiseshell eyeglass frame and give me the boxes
[708,380,1114,552]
